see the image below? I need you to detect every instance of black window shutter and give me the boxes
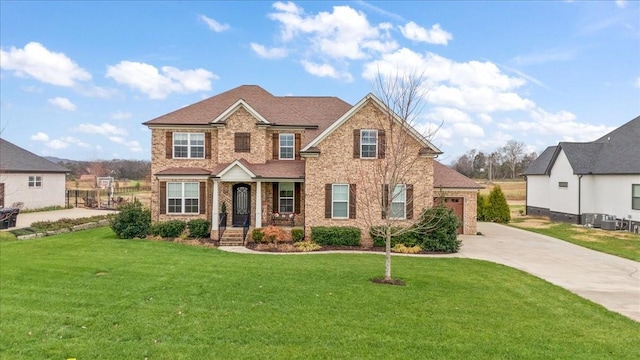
[200,182,206,214]
[160,182,167,214]
[353,129,360,158]
[165,132,172,159]
[295,133,301,160]
[349,184,356,219]
[205,132,211,159]
[272,133,279,159]
[272,183,278,213]
[406,184,413,220]
[294,182,301,214]
[381,184,389,219]
[378,130,386,159]
[324,184,332,218]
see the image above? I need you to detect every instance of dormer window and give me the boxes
[279,133,294,160]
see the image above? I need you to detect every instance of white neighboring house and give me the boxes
[0,138,69,210]
[523,116,640,231]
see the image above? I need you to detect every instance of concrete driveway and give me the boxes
[458,222,640,322]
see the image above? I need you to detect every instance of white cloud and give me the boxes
[47,139,70,150]
[616,0,627,8]
[111,111,132,120]
[250,43,288,59]
[48,97,77,111]
[31,132,49,141]
[452,122,484,138]
[301,60,352,81]
[108,136,142,152]
[426,107,472,124]
[106,61,217,99]
[635,77,640,88]
[199,15,230,32]
[75,123,128,136]
[0,42,91,86]
[399,22,452,45]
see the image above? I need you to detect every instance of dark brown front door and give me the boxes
[435,197,464,234]
[232,184,251,226]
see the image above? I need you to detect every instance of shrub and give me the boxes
[416,206,461,253]
[251,228,264,243]
[391,244,422,254]
[485,185,511,223]
[261,225,290,244]
[109,200,151,239]
[370,226,418,248]
[477,193,487,221]
[188,219,210,238]
[291,228,305,242]
[311,226,361,246]
[150,220,187,238]
[294,241,321,252]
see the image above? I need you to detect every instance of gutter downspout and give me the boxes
[578,175,583,225]
[523,175,527,215]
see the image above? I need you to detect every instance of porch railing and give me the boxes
[218,213,227,242]
[242,217,250,246]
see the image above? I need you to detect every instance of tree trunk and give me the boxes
[385,231,392,280]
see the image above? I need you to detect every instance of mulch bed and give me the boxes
[244,243,449,255]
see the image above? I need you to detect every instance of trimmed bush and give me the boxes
[150,220,187,238]
[251,228,264,243]
[109,200,151,239]
[391,244,422,254]
[294,241,321,252]
[486,185,511,223]
[370,226,418,248]
[311,226,361,247]
[261,225,290,244]
[416,206,461,253]
[291,228,305,242]
[188,219,210,238]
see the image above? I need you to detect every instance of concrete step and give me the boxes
[220,240,244,246]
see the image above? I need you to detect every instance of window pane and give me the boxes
[185,199,199,213]
[361,130,377,144]
[333,202,348,218]
[168,199,181,213]
[280,134,294,146]
[168,183,182,197]
[633,197,640,210]
[393,185,406,202]
[174,133,188,144]
[279,183,294,197]
[280,134,294,159]
[279,199,294,213]
[333,184,348,201]
[633,185,640,197]
[190,133,204,144]
[391,203,405,218]
[190,147,204,158]
[184,183,199,197]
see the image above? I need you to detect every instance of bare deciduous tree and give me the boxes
[354,72,445,283]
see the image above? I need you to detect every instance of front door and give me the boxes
[232,184,251,226]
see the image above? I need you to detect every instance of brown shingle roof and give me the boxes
[212,159,304,179]
[433,161,483,189]
[155,167,212,176]
[143,85,352,147]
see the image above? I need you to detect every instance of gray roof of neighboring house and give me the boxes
[523,115,640,175]
[0,138,69,173]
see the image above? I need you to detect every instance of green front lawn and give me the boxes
[1,227,639,359]
[511,221,640,261]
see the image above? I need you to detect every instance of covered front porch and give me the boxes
[210,159,305,241]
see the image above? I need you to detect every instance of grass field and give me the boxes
[510,219,640,261]
[478,180,526,201]
[2,228,639,359]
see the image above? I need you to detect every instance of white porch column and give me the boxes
[212,180,219,231]
[255,180,262,228]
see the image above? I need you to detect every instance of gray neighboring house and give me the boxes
[0,138,69,210]
[523,115,640,231]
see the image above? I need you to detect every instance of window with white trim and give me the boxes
[279,182,294,213]
[28,176,42,188]
[390,184,406,219]
[279,133,294,160]
[173,132,204,159]
[360,129,377,158]
[332,184,349,218]
[167,182,199,214]
[633,184,640,210]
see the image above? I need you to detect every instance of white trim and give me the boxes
[166,182,200,214]
[279,133,295,160]
[301,93,441,154]
[360,129,378,159]
[216,160,257,179]
[277,182,295,213]
[173,132,205,159]
[256,181,262,228]
[210,99,270,124]
[390,184,406,220]
[155,174,209,180]
[212,180,219,231]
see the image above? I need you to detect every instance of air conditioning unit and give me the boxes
[582,213,595,227]
[601,220,617,231]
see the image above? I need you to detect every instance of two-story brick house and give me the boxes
[143,85,479,244]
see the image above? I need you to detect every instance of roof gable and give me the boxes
[211,99,270,124]
[301,93,442,154]
[0,138,69,173]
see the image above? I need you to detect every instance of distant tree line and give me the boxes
[56,159,151,181]
[450,140,537,180]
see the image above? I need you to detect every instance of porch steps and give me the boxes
[219,228,245,246]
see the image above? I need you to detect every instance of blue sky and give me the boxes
[1,1,638,164]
